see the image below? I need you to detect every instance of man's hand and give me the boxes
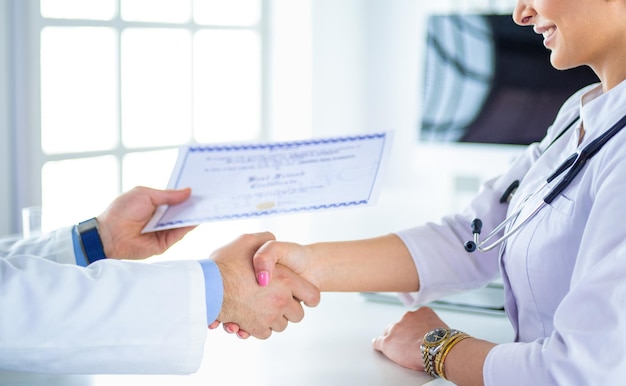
[216,240,320,338]
[211,233,321,339]
[97,186,196,260]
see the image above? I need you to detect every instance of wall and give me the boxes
[304,0,523,242]
[0,0,14,236]
[0,0,522,243]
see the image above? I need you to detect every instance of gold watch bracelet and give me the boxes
[434,333,471,380]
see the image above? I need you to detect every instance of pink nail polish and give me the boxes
[258,271,269,286]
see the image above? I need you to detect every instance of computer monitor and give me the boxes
[419,13,599,145]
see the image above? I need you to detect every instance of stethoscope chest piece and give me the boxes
[465,112,626,253]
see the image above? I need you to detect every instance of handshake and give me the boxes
[96,186,323,340]
[97,186,418,347]
[208,232,321,340]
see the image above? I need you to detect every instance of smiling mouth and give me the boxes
[542,26,557,40]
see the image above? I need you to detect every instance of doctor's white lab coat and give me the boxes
[0,228,208,374]
[396,80,626,385]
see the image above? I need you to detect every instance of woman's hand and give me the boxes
[372,307,448,371]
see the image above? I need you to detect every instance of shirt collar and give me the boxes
[579,79,626,146]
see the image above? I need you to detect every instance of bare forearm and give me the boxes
[444,338,495,386]
[309,234,419,293]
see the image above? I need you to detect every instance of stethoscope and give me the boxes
[464,112,626,253]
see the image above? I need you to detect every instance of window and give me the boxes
[20,0,267,230]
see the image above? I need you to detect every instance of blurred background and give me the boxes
[2,0,598,261]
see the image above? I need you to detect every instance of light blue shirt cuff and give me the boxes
[71,225,88,267]
[198,259,224,324]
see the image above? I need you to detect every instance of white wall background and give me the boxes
[174,0,522,256]
[0,0,522,248]
[301,0,522,243]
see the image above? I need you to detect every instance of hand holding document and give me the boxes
[143,132,393,232]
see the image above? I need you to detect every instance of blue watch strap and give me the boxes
[77,218,107,264]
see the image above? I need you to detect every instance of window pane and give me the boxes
[122,149,178,191]
[121,0,190,23]
[193,30,261,143]
[40,0,116,20]
[41,27,118,154]
[121,29,192,148]
[271,0,313,140]
[194,0,261,26]
[42,156,119,230]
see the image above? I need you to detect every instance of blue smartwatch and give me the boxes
[77,218,107,264]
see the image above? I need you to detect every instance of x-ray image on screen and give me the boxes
[419,14,598,145]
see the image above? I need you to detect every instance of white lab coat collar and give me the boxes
[580,78,626,146]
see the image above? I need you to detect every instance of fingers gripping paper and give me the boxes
[143,132,393,232]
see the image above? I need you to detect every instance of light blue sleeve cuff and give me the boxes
[198,259,224,324]
[71,225,88,267]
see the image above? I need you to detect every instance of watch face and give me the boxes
[424,328,448,345]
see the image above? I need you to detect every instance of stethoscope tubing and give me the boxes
[544,113,626,203]
[466,112,626,253]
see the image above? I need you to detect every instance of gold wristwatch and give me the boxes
[420,327,469,379]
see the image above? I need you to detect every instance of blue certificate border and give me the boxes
[152,133,389,229]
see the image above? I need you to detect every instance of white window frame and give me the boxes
[4,0,285,234]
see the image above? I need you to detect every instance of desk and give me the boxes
[0,293,514,386]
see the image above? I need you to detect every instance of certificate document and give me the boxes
[143,132,393,232]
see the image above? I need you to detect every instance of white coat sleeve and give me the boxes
[484,243,626,385]
[0,254,209,374]
[0,227,76,265]
[394,90,583,307]
[394,141,542,305]
[483,127,626,385]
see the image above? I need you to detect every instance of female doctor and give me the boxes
[246,0,626,384]
[0,186,319,374]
